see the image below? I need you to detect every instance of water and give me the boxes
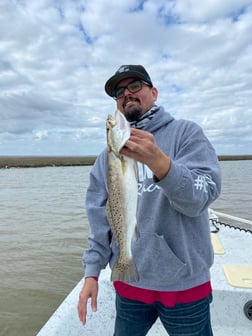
[0,166,91,336]
[213,161,252,221]
[0,161,251,336]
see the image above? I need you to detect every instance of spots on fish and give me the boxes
[106,110,139,282]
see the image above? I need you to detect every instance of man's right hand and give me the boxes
[77,277,98,325]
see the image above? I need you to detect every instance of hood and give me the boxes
[142,106,174,133]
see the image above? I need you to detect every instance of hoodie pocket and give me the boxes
[132,231,187,285]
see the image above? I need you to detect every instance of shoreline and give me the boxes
[0,156,96,168]
[0,155,252,168]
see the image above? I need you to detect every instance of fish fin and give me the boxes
[133,160,138,180]
[115,110,131,150]
[111,259,139,282]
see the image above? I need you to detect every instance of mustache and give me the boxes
[122,96,140,109]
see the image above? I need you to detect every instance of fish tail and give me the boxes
[111,259,139,282]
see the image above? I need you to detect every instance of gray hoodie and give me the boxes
[83,106,221,291]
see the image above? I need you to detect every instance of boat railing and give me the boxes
[209,209,252,234]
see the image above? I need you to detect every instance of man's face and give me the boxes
[115,77,158,122]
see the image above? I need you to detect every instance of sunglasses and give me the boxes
[112,80,152,100]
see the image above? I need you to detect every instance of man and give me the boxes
[78,65,221,335]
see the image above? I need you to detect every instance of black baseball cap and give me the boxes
[105,65,153,97]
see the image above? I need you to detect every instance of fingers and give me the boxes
[129,128,154,143]
[78,292,88,325]
[91,292,97,312]
[121,128,156,163]
[121,128,171,179]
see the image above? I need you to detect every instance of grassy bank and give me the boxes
[0,156,96,168]
[0,155,251,168]
[217,155,252,161]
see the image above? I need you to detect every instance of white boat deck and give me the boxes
[37,219,252,336]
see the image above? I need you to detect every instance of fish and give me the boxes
[106,110,139,282]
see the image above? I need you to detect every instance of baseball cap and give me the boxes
[105,65,153,97]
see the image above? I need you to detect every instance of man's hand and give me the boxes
[77,277,98,325]
[120,128,171,180]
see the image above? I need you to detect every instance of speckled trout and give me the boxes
[106,110,139,282]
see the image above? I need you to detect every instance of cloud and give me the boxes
[34,130,48,141]
[0,0,251,155]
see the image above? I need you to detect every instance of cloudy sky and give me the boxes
[1,0,252,156]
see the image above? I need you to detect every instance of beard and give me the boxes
[124,106,142,122]
[122,97,143,122]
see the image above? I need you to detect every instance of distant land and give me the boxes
[0,156,96,168]
[0,155,252,168]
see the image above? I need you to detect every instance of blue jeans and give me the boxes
[114,293,213,336]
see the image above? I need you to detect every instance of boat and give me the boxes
[37,210,252,336]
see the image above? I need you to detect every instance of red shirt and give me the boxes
[113,281,212,307]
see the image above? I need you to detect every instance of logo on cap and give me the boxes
[117,65,130,73]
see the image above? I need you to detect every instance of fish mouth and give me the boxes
[122,96,140,109]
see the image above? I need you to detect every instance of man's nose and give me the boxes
[123,87,131,96]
